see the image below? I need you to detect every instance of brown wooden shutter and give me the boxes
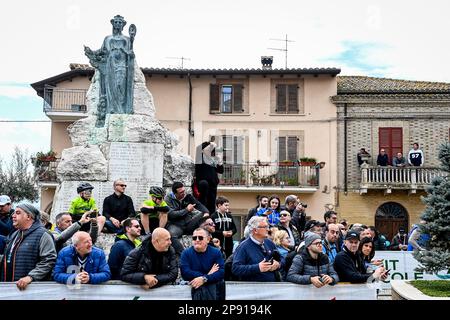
[278,136,286,161]
[287,136,298,161]
[233,84,243,113]
[379,127,403,164]
[391,128,403,163]
[276,84,287,113]
[287,85,298,113]
[209,84,220,113]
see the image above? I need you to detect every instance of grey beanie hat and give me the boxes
[304,233,322,248]
[17,202,40,221]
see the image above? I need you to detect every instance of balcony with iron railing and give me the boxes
[218,162,320,192]
[360,164,446,194]
[43,85,88,120]
[32,157,59,185]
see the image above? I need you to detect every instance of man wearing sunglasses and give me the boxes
[232,216,283,282]
[108,218,142,280]
[180,228,225,300]
[103,180,136,233]
[165,182,209,254]
[287,233,339,287]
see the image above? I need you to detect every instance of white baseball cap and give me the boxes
[0,195,12,205]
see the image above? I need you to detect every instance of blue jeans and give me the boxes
[105,220,122,234]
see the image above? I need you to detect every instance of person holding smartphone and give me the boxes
[334,231,388,283]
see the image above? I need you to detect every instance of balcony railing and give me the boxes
[33,159,59,183]
[360,165,446,193]
[220,162,320,188]
[43,85,88,113]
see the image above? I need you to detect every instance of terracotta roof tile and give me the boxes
[337,75,450,93]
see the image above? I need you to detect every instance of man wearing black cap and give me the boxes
[389,227,408,251]
[0,203,56,290]
[334,230,388,283]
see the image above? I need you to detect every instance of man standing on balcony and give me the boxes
[376,149,389,166]
[195,139,224,214]
[393,152,407,167]
[408,143,424,166]
[0,195,14,236]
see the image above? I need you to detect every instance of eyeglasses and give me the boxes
[154,196,163,200]
[118,184,127,187]
[257,225,269,229]
[280,214,290,217]
[312,242,323,247]
[192,235,204,241]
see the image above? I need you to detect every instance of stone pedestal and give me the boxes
[51,62,193,220]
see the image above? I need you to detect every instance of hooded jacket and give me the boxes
[211,210,237,258]
[286,246,339,285]
[108,234,142,280]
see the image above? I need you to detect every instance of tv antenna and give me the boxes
[166,56,191,69]
[268,34,295,69]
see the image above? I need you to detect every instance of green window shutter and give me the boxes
[234,136,244,164]
[210,84,220,113]
[276,84,287,113]
[288,85,298,113]
[278,136,287,161]
[287,136,298,161]
[233,84,243,113]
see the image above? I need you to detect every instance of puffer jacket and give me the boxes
[120,235,178,286]
[286,247,339,285]
[52,245,111,284]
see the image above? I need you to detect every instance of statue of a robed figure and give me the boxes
[85,15,136,127]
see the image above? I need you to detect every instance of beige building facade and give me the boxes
[32,64,340,235]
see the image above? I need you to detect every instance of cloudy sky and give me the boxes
[1,0,450,162]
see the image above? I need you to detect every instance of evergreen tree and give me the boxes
[0,147,38,203]
[414,142,450,273]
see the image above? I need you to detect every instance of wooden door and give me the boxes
[375,202,409,242]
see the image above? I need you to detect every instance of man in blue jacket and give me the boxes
[53,231,111,285]
[180,228,225,300]
[232,216,283,282]
[108,218,142,280]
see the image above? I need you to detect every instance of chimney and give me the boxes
[261,56,273,70]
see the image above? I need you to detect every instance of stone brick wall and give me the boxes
[336,102,450,190]
[335,190,426,227]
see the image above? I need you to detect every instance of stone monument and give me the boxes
[51,15,193,221]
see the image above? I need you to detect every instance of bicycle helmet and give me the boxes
[77,182,94,194]
[149,186,165,198]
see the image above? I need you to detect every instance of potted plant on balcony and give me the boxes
[308,175,318,185]
[279,159,296,166]
[299,157,317,166]
[34,150,57,166]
